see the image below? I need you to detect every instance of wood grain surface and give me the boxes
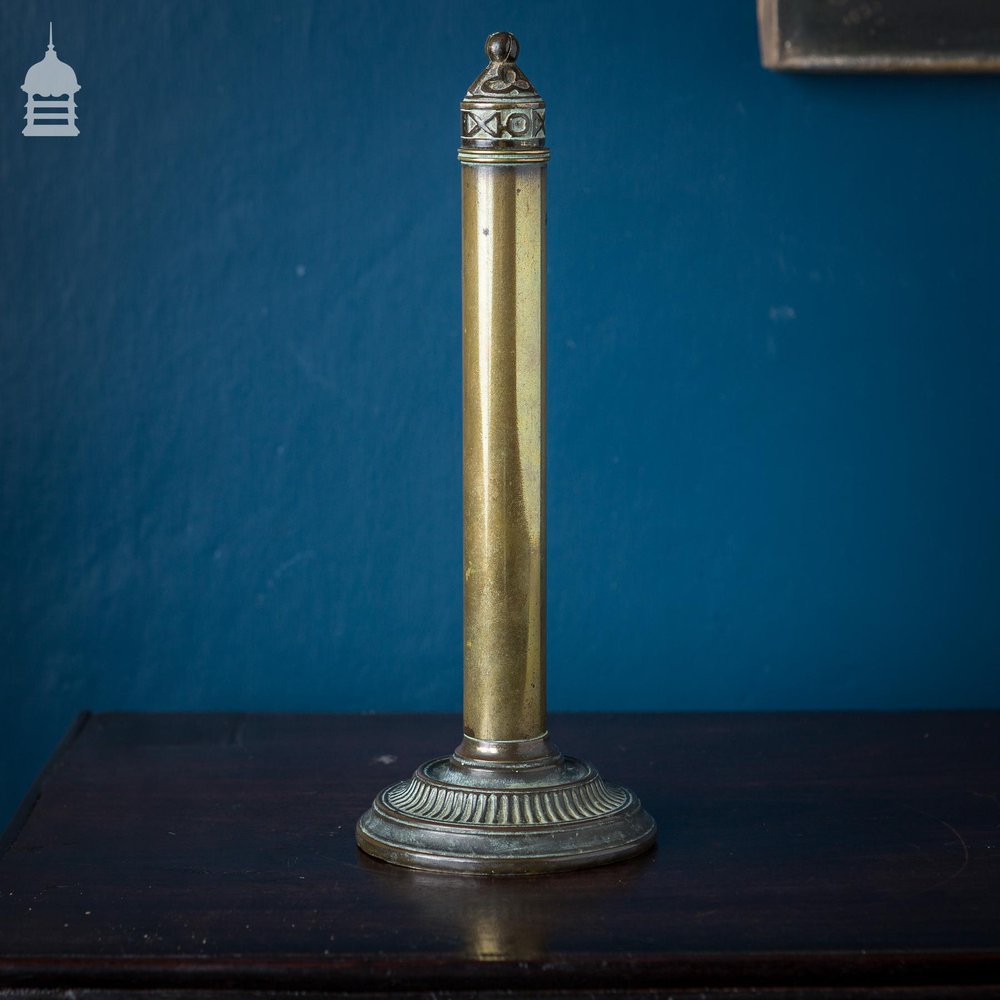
[1,711,998,996]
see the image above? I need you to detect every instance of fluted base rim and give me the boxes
[356,751,657,875]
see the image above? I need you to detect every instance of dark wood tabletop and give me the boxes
[0,710,998,998]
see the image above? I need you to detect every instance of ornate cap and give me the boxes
[459,32,548,164]
[22,23,80,96]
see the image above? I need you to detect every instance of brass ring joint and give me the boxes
[457,147,551,165]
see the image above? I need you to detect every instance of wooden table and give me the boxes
[1,711,998,997]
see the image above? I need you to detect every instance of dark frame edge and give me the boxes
[757,0,782,69]
[0,710,92,856]
[756,0,1000,74]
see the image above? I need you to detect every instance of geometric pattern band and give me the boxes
[461,107,545,141]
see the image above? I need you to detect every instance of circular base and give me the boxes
[356,745,656,875]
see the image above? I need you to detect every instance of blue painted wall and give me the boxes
[3,0,999,826]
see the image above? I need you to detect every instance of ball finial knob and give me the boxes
[485,31,519,64]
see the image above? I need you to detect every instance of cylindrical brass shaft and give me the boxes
[461,161,547,745]
[356,32,656,873]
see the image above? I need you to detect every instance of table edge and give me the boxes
[0,711,92,857]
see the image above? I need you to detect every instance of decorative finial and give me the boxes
[459,31,547,159]
[48,21,54,51]
[484,31,519,64]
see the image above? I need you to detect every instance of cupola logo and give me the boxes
[22,22,80,137]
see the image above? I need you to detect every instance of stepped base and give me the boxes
[356,737,656,875]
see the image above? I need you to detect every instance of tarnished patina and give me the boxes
[357,32,656,874]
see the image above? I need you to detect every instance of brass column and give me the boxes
[357,32,656,874]
[461,151,547,747]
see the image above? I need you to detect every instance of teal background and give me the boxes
[2,1,999,827]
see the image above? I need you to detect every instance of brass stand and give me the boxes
[356,33,656,874]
